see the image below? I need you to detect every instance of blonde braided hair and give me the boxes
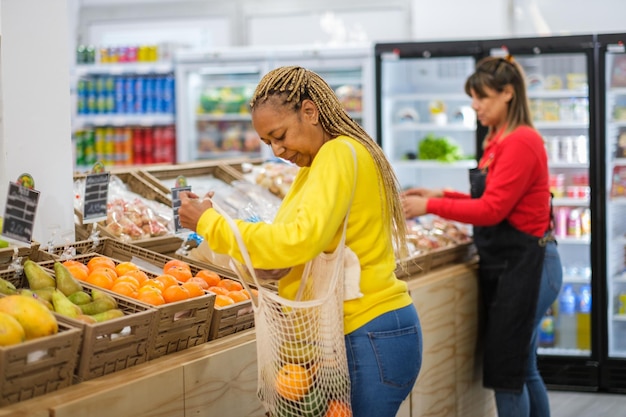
[250,66,409,260]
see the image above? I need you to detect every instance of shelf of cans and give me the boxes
[73,124,176,167]
[76,44,164,65]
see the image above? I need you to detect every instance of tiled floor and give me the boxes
[549,390,626,416]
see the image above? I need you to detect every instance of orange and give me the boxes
[113,275,141,290]
[123,269,149,285]
[162,284,190,303]
[163,259,191,273]
[324,400,352,417]
[136,288,165,306]
[187,277,210,290]
[62,260,89,281]
[182,281,205,298]
[217,278,243,292]
[87,256,116,273]
[214,294,235,308]
[227,290,248,304]
[275,364,312,401]
[194,269,221,287]
[115,261,139,277]
[85,269,115,289]
[207,286,229,296]
[155,274,178,289]
[110,281,138,298]
[164,265,193,283]
[141,279,165,292]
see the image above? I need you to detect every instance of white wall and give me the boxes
[0,0,75,246]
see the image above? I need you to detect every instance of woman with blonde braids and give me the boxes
[179,66,422,416]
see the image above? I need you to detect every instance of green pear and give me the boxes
[68,291,92,305]
[54,262,83,296]
[32,286,56,302]
[19,289,54,311]
[79,297,118,316]
[23,260,55,290]
[51,289,82,318]
[0,277,17,295]
[88,309,124,323]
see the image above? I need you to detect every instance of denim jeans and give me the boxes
[345,304,422,417]
[495,240,563,417]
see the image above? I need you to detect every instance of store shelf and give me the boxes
[556,236,591,245]
[537,347,591,357]
[527,89,588,99]
[75,62,174,76]
[393,122,476,132]
[548,161,589,169]
[612,314,626,322]
[534,121,589,129]
[553,197,590,206]
[74,114,175,127]
[196,113,251,122]
[385,93,469,101]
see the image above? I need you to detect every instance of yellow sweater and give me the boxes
[196,136,412,334]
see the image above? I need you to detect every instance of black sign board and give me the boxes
[83,172,110,223]
[2,182,40,244]
[172,186,192,233]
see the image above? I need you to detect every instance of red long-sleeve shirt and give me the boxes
[427,125,551,237]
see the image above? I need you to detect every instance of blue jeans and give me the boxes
[495,240,563,417]
[345,304,422,417]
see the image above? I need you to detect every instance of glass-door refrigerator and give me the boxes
[375,40,483,193]
[482,35,599,390]
[174,48,271,163]
[598,32,626,392]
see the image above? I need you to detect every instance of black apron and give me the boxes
[469,168,546,392]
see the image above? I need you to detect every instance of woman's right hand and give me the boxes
[400,188,443,199]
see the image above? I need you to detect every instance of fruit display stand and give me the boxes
[0,260,497,417]
[0,267,156,382]
[0,242,50,271]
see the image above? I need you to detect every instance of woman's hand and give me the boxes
[401,188,443,198]
[178,191,215,231]
[401,195,429,218]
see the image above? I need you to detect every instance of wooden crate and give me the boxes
[395,251,432,280]
[37,244,216,361]
[208,300,255,341]
[0,268,156,382]
[429,242,476,271]
[0,241,47,271]
[0,319,82,406]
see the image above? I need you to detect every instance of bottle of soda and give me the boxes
[558,284,578,349]
[576,284,592,350]
[538,306,555,348]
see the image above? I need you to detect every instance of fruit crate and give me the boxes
[135,160,245,205]
[0,318,82,406]
[0,268,156,382]
[395,251,431,280]
[428,242,476,271]
[74,170,174,244]
[37,250,216,361]
[45,237,254,343]
[0,241,50,270]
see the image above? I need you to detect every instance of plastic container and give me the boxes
[538,306,556,348]
[576,284,592,350]
[558,284,578,349]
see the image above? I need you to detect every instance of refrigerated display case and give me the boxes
[174,44,377,164]
[375,40,483,193]
[599,32,626,392]
[481,35,599,390]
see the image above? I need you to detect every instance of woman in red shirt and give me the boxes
[402,56,562,417]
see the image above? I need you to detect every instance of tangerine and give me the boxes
[162,284,191,303]
[115,261,139,277]
[155,274,178,289]
[113,275,141,288]
[182,281,205,298]
[194,270,221,287]
[136,288,166,306]
[85,269,115,289]
[110,281,138,298]
[165,265,193,283]
[141,279,165,292]
[324,400,352,417]
[123,269,149,285]
[207,286,229,296]
[227,290,248,304]
[87,256,116,273]
[275,364,312,401]
[163,259,191,273]
[214,294,235,308]
[217,278,243,292]
[187,277,210,290]
[62,260,89,281]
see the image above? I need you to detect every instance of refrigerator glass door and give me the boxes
[605,47,626,359]
[379,55,477,193]
[176,62,265,163]
[510,52,592,357]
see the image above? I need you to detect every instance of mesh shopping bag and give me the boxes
[213,142,357,417]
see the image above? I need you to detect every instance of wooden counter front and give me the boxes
[0,262,495,417]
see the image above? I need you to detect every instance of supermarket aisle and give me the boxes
[549,390,626,416]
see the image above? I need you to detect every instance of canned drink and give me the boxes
[619,293,626,315]
[144,128,154,164]
[84,129,96,165]
[125,77,136,114]
[567,208,582,238]
[132,128,145,164]
[74,130,85,166]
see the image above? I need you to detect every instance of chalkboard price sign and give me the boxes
[2,181,40,244]
[172,186,192,233]
[83,172,110,224]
